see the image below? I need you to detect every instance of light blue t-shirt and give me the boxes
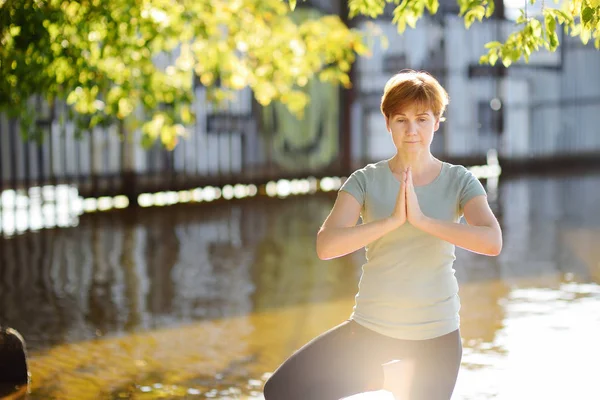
[340,159,487,340]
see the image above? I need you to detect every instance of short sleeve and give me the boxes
[340,169,367,206]
[459,168,487,211]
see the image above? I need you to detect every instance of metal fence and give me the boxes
[0,83,350,198]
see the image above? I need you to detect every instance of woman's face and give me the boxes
[385,104,440,154]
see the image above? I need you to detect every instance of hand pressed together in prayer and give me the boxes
[390,166,502,256]
[392,167,427,229]
[405,167,427,227]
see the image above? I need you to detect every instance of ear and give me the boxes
[433,118,440,133]
[385,116,391,133]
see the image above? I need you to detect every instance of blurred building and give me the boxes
[350,0,600,168]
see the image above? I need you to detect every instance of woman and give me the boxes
[263,70,502,400]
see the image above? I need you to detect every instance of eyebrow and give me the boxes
[395,112,431,117]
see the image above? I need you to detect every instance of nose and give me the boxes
[406,120,418,135]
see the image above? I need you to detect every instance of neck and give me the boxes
[389,151,436,174]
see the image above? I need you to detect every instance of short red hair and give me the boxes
[380,70,449,120]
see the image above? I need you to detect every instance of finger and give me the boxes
[404,172,410,201]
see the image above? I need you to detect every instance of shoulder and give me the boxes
[441,162,478,184]
[347,160,388,180]
[443,162,471,176]
[341,160,388,196]
[438,162,485,200]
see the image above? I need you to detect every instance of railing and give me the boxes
[0,82,349,193]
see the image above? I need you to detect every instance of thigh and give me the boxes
[405,329,463,400]
[263,320,386,400]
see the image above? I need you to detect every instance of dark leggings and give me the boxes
[263,320,462,400]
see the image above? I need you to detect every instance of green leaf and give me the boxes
[426,0,440,14]
[549,32,559,49]
[484,41,503,48]
[582,7,595,25]
[545,13,557,34]
[580,26,592,43]
[485,0,495,18]
[349,0,387,18]
[9,25,21,37]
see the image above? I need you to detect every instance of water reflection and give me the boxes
[0,196,358,350]
[0,384,29,400]
[0,172,599,399]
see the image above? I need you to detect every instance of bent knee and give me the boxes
[263,370,302,400]
[262,373,280,400]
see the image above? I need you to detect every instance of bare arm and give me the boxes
[413,195,503,256]
[316,178,407,260]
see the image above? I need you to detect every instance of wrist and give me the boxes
[386,215,405,230]
[413,214,431,230]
